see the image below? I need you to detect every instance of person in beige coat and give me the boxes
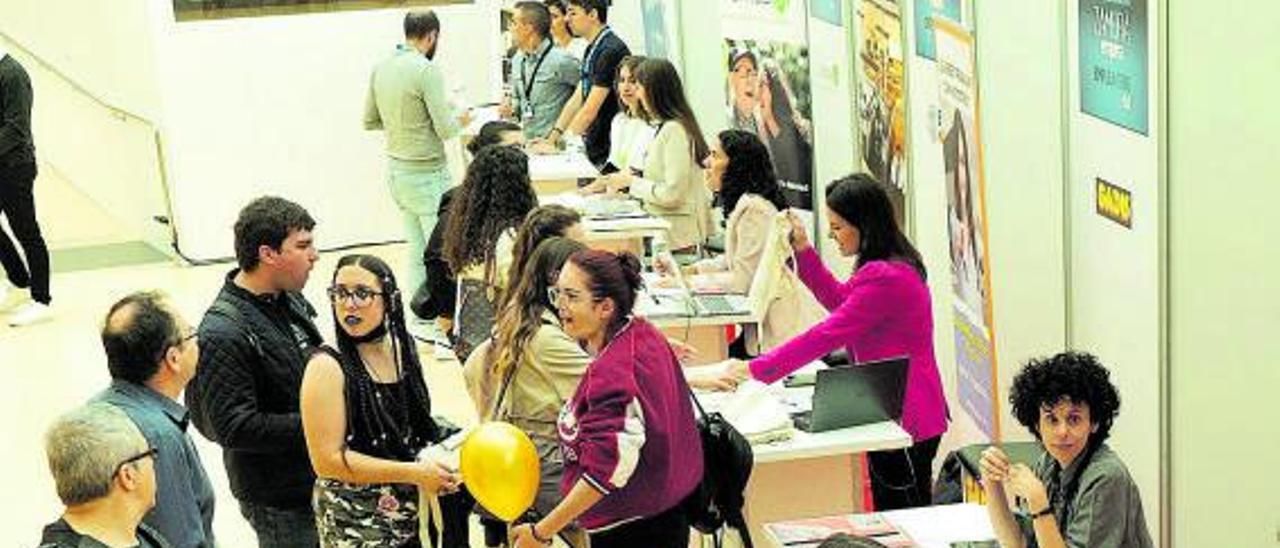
[585,58,714,252]
[464,237,591,548]
[691,129,822,353]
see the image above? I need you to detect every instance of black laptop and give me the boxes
[792,357,909,433]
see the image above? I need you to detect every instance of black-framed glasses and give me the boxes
[114,447,158,477]
[327,285,383,308]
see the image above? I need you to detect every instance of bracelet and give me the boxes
[530,523,553,544]
[549,127,564,137]
[1029,505,1054,520]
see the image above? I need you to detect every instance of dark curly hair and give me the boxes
[441,145,538,282]
[1009,351,1121,450]
[717,129,788,215]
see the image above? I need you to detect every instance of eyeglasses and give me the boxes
[327,285,383,308]
[114,447,158,477]
[547,287,598,306]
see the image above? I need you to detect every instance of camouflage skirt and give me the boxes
[313,478,422,547]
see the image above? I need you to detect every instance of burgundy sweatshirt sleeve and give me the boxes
[575,357,647,494]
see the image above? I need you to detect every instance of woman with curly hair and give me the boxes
[441,144,539,358]
[689,128,822,354]
[980,352,1153,548]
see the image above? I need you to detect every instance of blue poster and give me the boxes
[913,0,962,60]
[1079,0,1148,135]
[810,0,842,26]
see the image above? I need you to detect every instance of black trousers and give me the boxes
[867,435,942,511]
[589,503,690,548]
[0,162,50,303]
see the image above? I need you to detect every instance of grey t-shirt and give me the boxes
[1019,444,1154,548]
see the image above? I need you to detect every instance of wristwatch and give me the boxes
[1029,505,1054,520]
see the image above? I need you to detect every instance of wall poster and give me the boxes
[912,0,963,60]
[855,0,908,191]
[721,0,815,211]
[934,17,1000,440]
[1079,0,1149,134]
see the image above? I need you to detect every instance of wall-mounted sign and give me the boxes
[1079,0,1149,134]
[1095,178,1133,228]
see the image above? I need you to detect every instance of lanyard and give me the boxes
[519,41,554,104]
[580,27,614,97]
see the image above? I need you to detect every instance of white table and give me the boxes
[763,503,996,548]
[528,151,599,194]
[694,385,914,546]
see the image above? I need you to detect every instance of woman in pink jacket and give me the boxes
[722,173,949,510]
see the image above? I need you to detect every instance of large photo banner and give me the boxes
[721,0,815,211]
[934,18,1000,440]
[855,0,908,191]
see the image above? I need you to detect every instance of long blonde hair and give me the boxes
[491,237,587,392]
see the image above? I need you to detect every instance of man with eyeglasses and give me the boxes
[187,196,323,547]
[39,402,168,547]
[91,291,215,548]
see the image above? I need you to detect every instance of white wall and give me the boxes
[144,2,502,261]
[1167,1,1280,545]
[1064,1,1162,541]
[0,2,174,249]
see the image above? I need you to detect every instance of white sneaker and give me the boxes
[0,284,30,313]
[7,301,52,327]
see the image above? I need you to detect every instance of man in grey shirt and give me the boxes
[93,291,216,547]
[365,10,469,295]
[501,2,580,138]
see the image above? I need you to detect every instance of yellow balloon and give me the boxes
[459,421,541,522]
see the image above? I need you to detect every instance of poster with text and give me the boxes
[722,0,815,211]
[855,0,908,191]
[1079,0,1149,135]
[935,18,999,440]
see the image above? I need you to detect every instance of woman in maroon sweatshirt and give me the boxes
[510,249,702,548]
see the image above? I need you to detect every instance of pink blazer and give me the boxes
[749,248,949,442]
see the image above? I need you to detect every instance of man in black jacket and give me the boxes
[186,196,322,548]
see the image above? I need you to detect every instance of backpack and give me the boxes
[683,388,755,548]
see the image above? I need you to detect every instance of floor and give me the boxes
[0,166,498,546]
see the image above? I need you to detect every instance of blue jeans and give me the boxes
[238,500,318,548]
[386,160,450,295]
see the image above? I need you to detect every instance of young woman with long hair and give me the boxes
[718,173,949,511]
[584,57,714,252]
[301,254,468,546]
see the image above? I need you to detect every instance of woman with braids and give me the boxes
[980,352,1153,548]
[510,249,701,548]
[688,128,822,354]
[300,254,467,546]
[441,144,539,359]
